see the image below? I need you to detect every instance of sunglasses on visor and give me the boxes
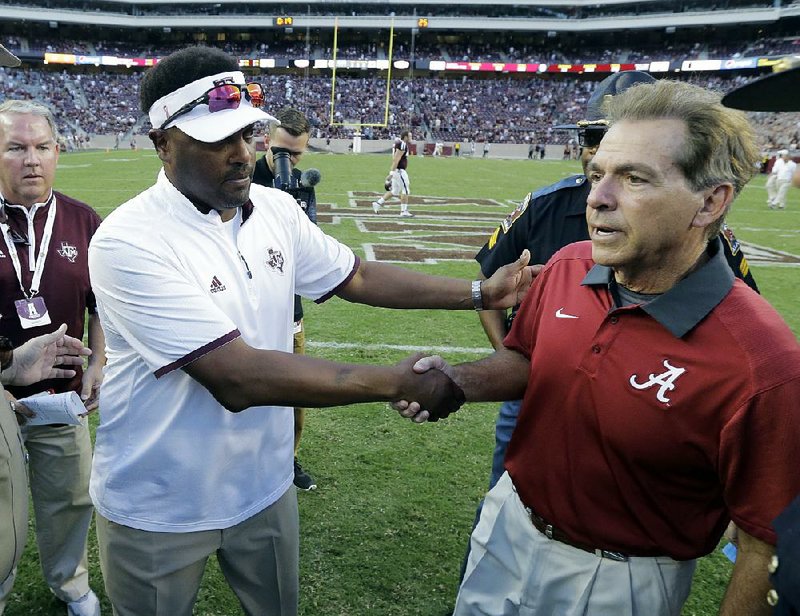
[159,82,265,130]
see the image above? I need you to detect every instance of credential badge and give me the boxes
[629,359,686,405]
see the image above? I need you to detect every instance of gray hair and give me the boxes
[604,79,760,238]
[0,99,60,142]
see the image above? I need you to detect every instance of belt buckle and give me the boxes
[596,549,628,562]
[545,524,554,540]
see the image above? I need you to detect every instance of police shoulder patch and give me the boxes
[721,222,741,254]
[500,192,532,234]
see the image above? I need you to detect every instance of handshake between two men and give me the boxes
[391,348,529,423]
[377,258,541,424]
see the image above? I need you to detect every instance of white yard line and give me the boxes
[307,340,493,355]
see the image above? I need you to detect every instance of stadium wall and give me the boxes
[87,135,570,160]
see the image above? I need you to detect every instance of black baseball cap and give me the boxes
[0,44,20,68]
[555,70,656,131]
[722,57,800,112]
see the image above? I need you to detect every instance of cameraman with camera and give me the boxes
[252,107,320,491]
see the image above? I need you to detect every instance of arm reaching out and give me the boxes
[1,324,92,386]
[337,252,539,311]
[184,339,466,415]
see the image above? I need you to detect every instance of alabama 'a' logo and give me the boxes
[629,359,686,405]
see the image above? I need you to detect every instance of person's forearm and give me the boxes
[87,313,106,367]
[338,261,474,309]
[230,353,400,409]
[450,347,529,402]
[719,530,774,616]
[185,340,455,413]
[477,271,508,349]
[479,309,508,350]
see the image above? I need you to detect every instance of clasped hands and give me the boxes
[392,355,458,423]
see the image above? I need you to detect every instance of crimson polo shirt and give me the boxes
[504,239,800,561]
[0,191,102,399]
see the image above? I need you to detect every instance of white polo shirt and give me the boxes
[772,157,789,179]
[88,170,357,532]
[777,159,797,182]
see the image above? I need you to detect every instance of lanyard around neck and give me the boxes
[1,193,57,299]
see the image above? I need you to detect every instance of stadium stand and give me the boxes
[1,1,799,151]
[1,64,797,151]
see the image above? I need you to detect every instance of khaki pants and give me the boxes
[766,173,779,204]
[455,472,696,616]
[775,178,792,209]
[97,486,300,616]
[10,422,93,604]
[0,388,27,615]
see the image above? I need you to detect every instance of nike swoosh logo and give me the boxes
[555,308,579,319]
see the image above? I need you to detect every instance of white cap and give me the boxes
[779,149,790,156]
[0,44,20,68]
[148,71,275,143]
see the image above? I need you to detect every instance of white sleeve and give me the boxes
[89,235,239,377]
[290,206,358,302]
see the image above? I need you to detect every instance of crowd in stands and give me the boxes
[0,66,141,140]
[1,63,798,152]
[3,30,800,65]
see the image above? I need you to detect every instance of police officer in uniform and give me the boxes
[723,58,800,616]
[463,69,761,581]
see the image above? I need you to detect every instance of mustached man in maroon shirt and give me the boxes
[0,99,104,616]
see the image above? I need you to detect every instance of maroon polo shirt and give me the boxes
[504,240,800,560]
[1,191,102,398]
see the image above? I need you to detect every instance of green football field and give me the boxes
[6,149,799,615]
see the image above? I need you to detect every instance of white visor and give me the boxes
[148,71,276,143]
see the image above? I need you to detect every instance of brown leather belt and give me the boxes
[525,507,629,562]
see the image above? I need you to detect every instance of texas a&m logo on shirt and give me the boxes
[57,241,78,263]
[265,248,285,274]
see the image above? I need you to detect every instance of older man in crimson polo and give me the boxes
[0,98,104,616]
[397,79,800,616]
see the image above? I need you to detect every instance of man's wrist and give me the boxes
[471,280,484,311]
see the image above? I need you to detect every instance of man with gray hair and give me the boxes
[397,79,800,615]
[0,99,104,616]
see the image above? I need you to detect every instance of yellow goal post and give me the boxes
[328,16,394,128]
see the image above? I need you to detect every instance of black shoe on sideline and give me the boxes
[294,457,317,491]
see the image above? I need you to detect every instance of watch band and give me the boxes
[471,280,484,311]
